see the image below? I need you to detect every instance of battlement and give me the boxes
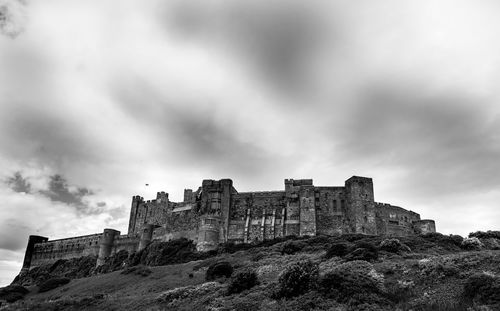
[345,176,373,184]
[20,175,436,273]
[284,179,314,186]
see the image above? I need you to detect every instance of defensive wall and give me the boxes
[20,176,436,272]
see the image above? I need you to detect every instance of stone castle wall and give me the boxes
[21,175,436,272]
[30,233,102,267]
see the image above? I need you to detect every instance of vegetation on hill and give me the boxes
[2,231,500,310]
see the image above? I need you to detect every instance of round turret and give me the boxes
[197,215,221,252]
[138,224,155,251]
[96,228,120,266]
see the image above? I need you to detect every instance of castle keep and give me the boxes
[20,176,436,272]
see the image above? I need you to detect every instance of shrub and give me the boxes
[481,238,500,250]
[273,291,341,311]
[318,260,386,306]
[384,279,415,304]
[463,272,500,304]
[157,282,222,303]
[461,237,484,250]
[345,242,379,262]
[325,242,352,259]
[469,231,500,240]
[307,235,331,245]
[340,233,371,242]
[251,251,267,262]
[379,239,411,253]
[227,269,259,294]
[38,277,71,293]
[281,240,306,255]
[274,260,319,298]
[120,265,152,276]
[206,261,233,281]
[449,234,464,246]
[217,241,251,254]
[139,238,201,266]
[0,285,29,302]
[421,233,463,251]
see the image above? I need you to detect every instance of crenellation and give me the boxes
[20,175,435,272]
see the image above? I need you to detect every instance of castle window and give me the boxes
[341,200,345,209]
[333,200,337,211]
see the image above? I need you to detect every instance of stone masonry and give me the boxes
[20,176,436,271]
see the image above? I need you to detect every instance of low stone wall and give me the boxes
[31,233,102,267]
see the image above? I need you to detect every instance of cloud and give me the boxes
[333,83,500,197]
[0,0,27,39]
[163,0,333,99]
[40,174,92,207]
[5,172,31,193]
[0,220,30,251]
[111,76,288,179]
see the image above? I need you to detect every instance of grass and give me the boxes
[3,234,500,310]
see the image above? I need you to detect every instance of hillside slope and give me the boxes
[2,233,500,311]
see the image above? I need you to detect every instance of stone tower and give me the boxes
[345,176,377,234]
[196,179,233,251]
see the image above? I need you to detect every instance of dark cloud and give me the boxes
[112,77,285,177]
[36,174,125,219]
[0,220,30,251]
[0,108,104,167]
[6,172,31,193]
[0,0,26,39]
[164,0,331,98]
[335,85,500,196]
[40,174,92,205]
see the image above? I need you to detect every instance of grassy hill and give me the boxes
[1,232,500,311]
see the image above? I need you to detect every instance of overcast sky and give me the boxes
[1,0,500,286]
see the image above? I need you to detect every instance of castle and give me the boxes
[20,176,436,272]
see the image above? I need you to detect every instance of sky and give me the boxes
[1,0,500,286]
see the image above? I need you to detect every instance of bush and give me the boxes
[340,233,372,242]
[157,282,223,303]
[421,233,463,251]
[318,260,386,306]
[345,242,379,262]
[251,251,267,262]
[461,237,484,250]
[272,291,341,311]
[481,238,500,250]
[469,231,500,240]
[206,261,233,281]
[325,242,352,259]
[463,272,500,304]
[384,279,415,304]
[120,265,152,276]
[217,241,252,254]
[379,239,411,253]
[38,277,71,293]
[139,238,201,266]
[274,260,319,298]
[227,269,259,294]
[0,285,29,302]
[281,240,306,255]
